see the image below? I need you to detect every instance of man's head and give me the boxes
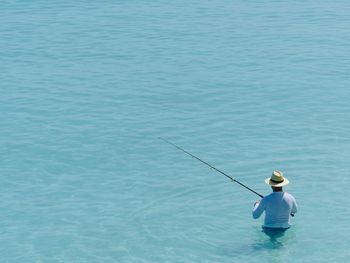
[265,170,289,187]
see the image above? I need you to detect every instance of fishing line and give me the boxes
[159,137,264,198]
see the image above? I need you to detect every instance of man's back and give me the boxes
[253,191,297,228]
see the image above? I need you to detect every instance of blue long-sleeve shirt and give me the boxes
[252,191,297,228]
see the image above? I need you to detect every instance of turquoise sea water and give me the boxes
[2,1,350,262]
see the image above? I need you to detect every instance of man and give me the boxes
[252,171,297,235]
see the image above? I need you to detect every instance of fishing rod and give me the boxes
[159,138,295,217]
[159,137,264,198]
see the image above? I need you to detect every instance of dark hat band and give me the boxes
[270,178,284,184]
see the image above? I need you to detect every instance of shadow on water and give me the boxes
[252,226,296,251]
[217,227,296,261]
[260,227,289,243]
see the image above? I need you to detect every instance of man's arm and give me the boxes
[291,198,298,214]
[252,199,265,219]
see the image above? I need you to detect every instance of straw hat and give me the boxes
[265,171,289,187]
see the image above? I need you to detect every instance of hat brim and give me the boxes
[265,177,289,187]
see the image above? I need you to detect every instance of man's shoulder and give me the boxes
[263,192,276,200]
[284,192,296,200]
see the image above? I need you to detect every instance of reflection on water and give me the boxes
[262,227,289,241]
[217,227,296,262]
[253,226,296,249]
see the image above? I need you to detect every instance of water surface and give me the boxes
[1,1,350,262]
